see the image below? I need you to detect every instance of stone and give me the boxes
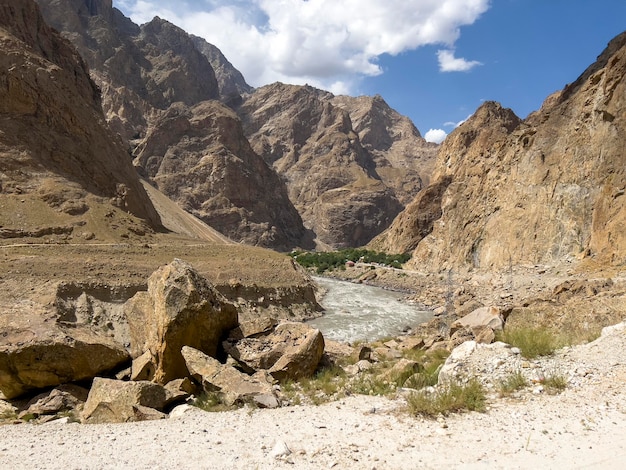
[182,346,279,408]
[131,351,156,381]
[0,323,130,399]
[169,403,196,418]
[319,340,354,368]
[125,259,239,384]
[344,359,373,376]
[398,336,426,351]
[224,322,325,381]
[21,384,89,418]
[131,405,167,421]
[228,317,278,341]
[164,378,196,407]
[378,359,423,384]
[82,378,168,424]
[474,326,496,344]
[453,306,504,332]
[354,345,373,361]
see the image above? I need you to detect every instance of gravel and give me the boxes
[1,324,625,469]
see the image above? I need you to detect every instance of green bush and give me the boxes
[407,378,487,417]
[542,372,568,394]
[289,249,412,273]
[496,326,563,359]
[497,370,528,397]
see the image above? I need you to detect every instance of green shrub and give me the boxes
[542,372,568,394]
[407,378,487,417]
[497,370,528,397]
[497,326,562,359]
[289,249,412,273]
[193,392,237,412]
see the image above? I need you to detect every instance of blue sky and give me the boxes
[116,1,626,143]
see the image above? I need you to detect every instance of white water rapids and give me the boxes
[307,276,433,343]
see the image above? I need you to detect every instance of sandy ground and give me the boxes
[1,325,625,470]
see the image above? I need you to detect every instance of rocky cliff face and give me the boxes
[37,0,308,250]
[191,35,253,106]
[36,0,220,140]
[134,101,308,251]
[238,83,437,248]
[0,0,161,241]
[379,31,626,271]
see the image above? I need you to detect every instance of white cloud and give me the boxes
[444,114,472,127]
[437,49,482,72]
[115,0,490,92]
[424,129,447,144]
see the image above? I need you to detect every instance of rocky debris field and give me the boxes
[0,321,624,469]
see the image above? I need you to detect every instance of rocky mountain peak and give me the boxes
[374,30,626,271]
[84,0,112,17]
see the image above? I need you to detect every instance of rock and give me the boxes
[344,359,373,376]
[453,306,504,332]
[228,317,278,341]
[397,336,426,351]
[130,351,155,381]
[82,378,168,423]
[182,346,279,408]
[378,359,423,384]
[164,378,196,407]
[125,259,238,384]
[270,440,292,459]
[319,340,354,368]
[373,347,401,360]
[474,326,497,344]
[169,403,196,418]
[21,384,89,418]
[131,405,167,421]
[0,323,130,399]
[224,322,325,381]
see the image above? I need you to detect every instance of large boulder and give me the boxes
[82,377,168,423]
[224,322,325,381]
[182,346,278,408]
[452,306,505,332]
[125,259,238,384]
[0,322,129,399]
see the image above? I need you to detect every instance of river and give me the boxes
[307,276,433,343]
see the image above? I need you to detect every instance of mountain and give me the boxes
[36,0,309,250]
[376,31,626,271]
[133,100,308,250]
[0,0,161,242]
[36,0,438,250]
[190,35,253,106]
[238,83,437,248]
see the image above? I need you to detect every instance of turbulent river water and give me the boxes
[307,276,433,343]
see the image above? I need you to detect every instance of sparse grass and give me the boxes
[407,378,487,417]
[497,326,563,358]
[542,372,568,394]
[401,349,449,390]
[281,365,348,405]
[497,370,528,397]
[349,373,396,396]
[192,392,237,412]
